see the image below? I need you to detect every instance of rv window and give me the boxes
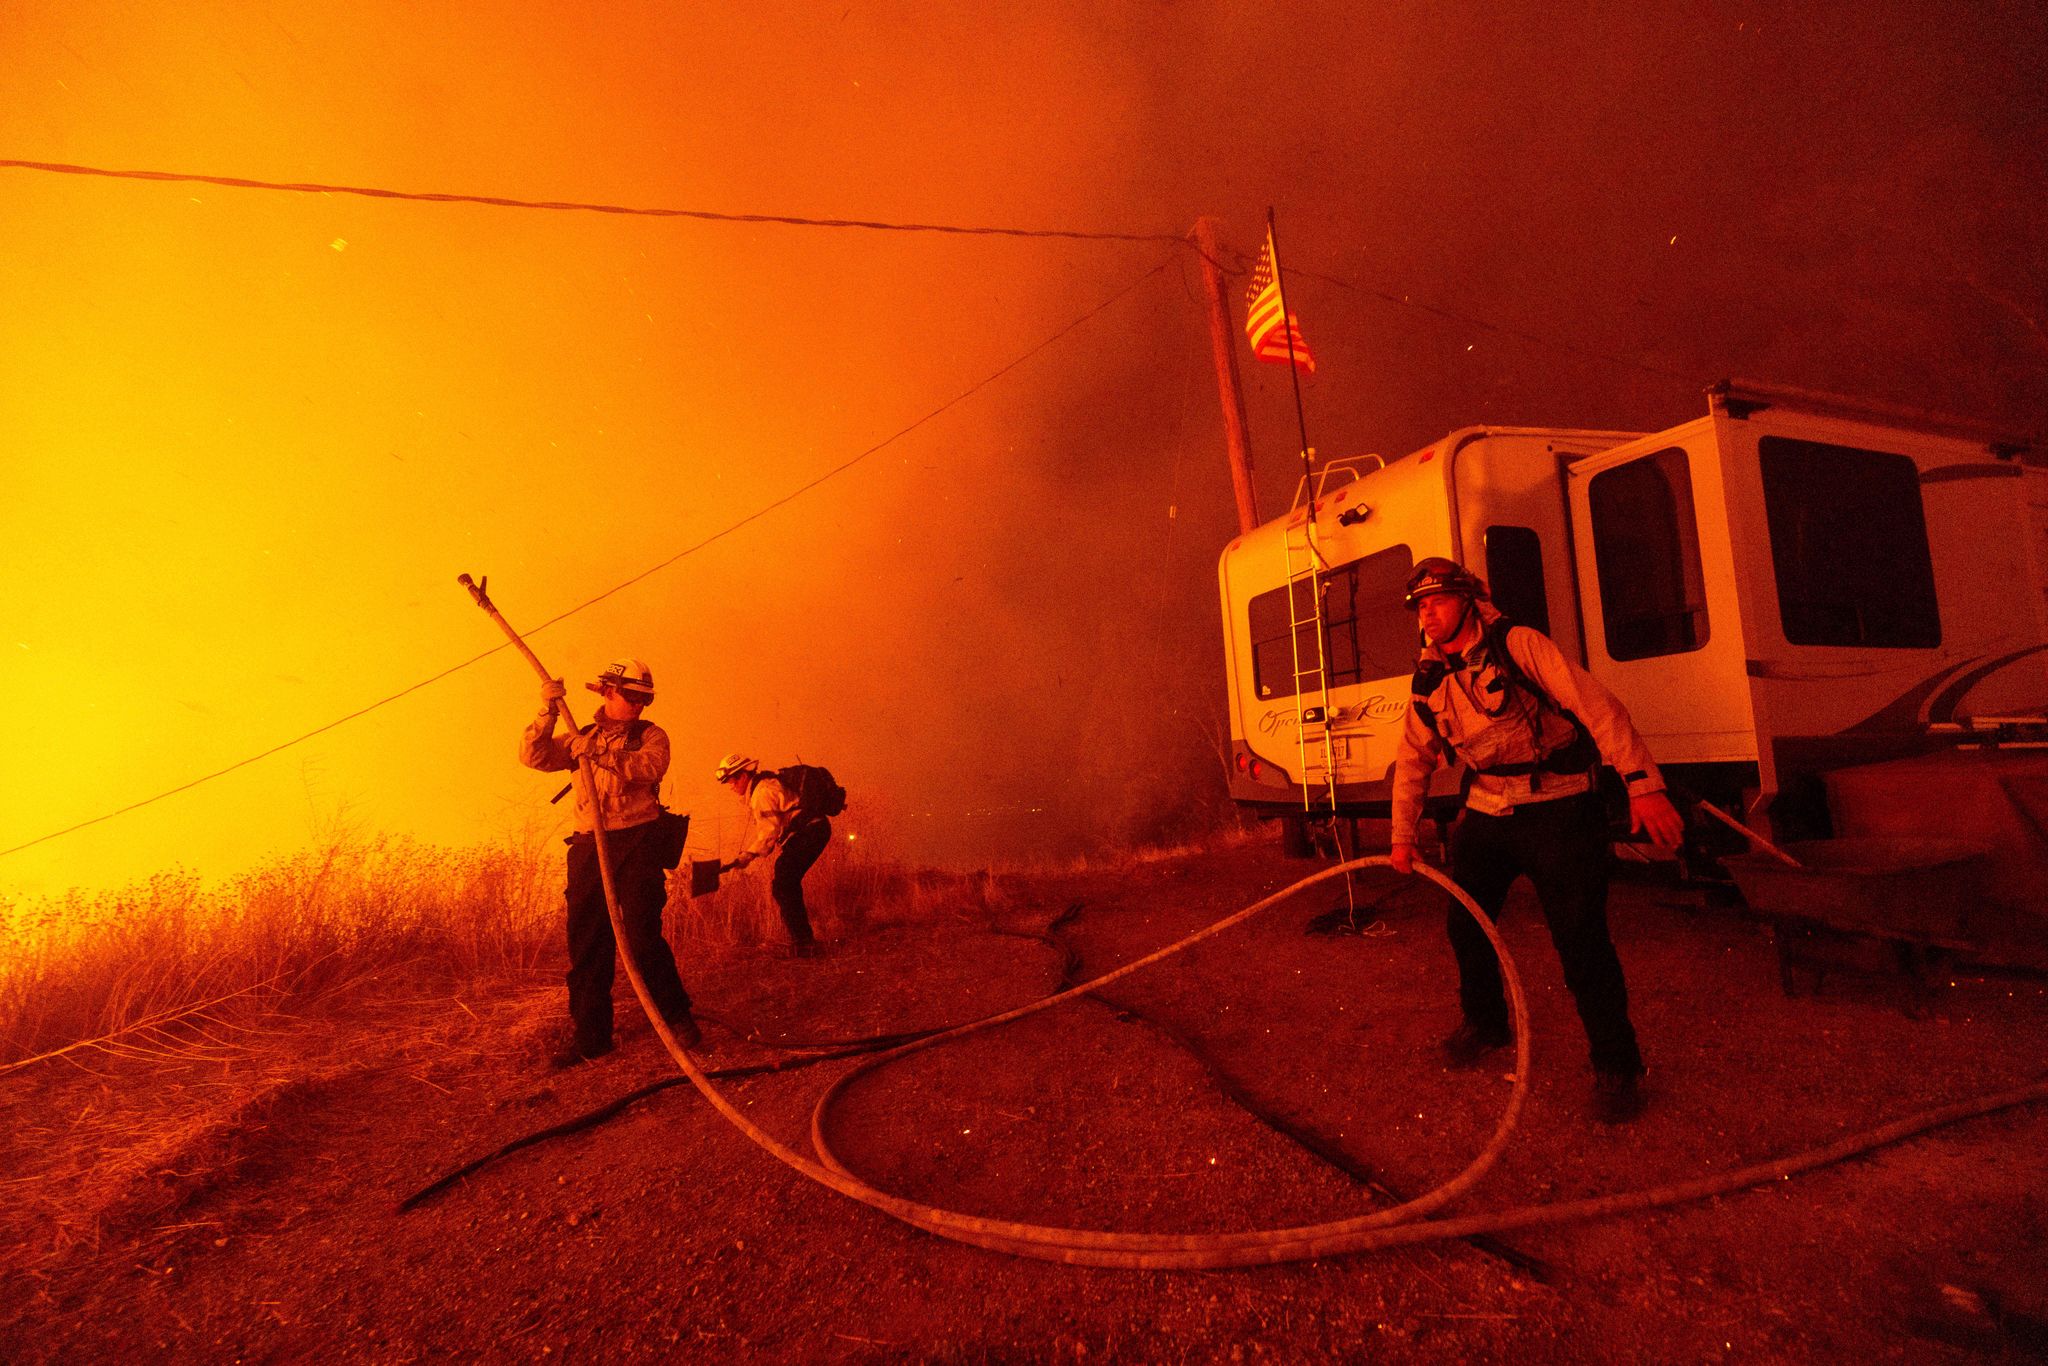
[1759,437,1939,648]
[1588,447,1709,660]
[1248,545,1415,700]
[1483,525,1550,634]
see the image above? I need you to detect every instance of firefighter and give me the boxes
[520,658,699,1066]
[714,753,831,957]
[1389,558,1684,1123]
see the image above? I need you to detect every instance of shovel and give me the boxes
[689,857,729,898]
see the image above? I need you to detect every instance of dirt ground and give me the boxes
[4,835,2046,1363]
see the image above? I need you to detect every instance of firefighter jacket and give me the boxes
[736,773,803,863]
[519,710,668,834]
[1391,606,1665,846]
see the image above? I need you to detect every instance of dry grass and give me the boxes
[0,822,569,1272]
[2,811,1259,1068]
[667,838,1008,949]
[0,825,559,1071]
[1043,816,1266,873]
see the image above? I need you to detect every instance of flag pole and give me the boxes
[1264,211,1354,917]
[1265,207,1316,498]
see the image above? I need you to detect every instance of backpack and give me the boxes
[776,763,847,821]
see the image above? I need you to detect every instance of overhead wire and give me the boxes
[1,155,1714,375]
[0,157,1188,244]
[0,255,1178,861]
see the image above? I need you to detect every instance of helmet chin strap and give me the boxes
[1434,594,1477,660]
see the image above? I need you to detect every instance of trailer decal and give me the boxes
[1925,642,2048,724]
[1842,642,2048,734]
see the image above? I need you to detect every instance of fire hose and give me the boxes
[458,577,2048,1269]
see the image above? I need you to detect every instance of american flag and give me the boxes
[1243,227,1315,374]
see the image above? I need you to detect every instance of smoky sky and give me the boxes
[2,1,2043,892]
[916,0,2048,860]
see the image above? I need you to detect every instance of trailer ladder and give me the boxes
[1286,509,1368,917]
[1280,511,1341,818]
[1280,507,1360,921]
[1277,464,1359,925]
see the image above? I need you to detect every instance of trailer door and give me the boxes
[1564,431,1756,763]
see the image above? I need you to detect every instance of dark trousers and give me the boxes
[771,819,832,946]
[1445,792,1643,1076]
[564,820,692,1052]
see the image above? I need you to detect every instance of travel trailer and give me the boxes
[1217,381,2048,850]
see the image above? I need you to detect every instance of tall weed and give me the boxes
[1,812,1254,1064]
[0,829,557,1066]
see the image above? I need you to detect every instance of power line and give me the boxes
[2,156,1695,382]
[0,157,1187,245]
[0,256,1178,862]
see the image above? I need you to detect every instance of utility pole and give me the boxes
[1191,217,1260,534]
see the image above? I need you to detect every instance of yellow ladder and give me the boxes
[1282,501,1360,920]
[1280,509,1341,820]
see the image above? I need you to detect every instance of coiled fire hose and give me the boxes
[461,578,2048,1269]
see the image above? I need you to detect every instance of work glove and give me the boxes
[541,678,567,706]
[566,728,609,762]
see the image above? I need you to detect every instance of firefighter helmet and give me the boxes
[1403,557,1489,608]
[713,753,760,784]
[586,658,655,703]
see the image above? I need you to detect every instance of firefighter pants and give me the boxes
[1445,791,1644,1077]
[564,819,692,1053]
[771,818,832,947]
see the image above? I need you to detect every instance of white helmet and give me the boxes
[587,658,655,703]
[712,753,759,783]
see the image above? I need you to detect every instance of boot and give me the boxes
[664,1012,703,1050]
[1441,1020,1513,1068]
[548,1036,615,1070]
[1592,1070,1647,1124]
